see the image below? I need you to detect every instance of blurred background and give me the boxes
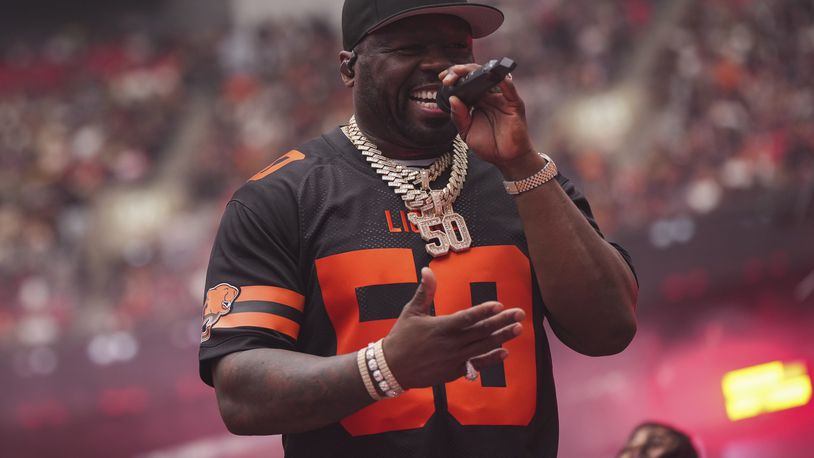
[1,0,812,456]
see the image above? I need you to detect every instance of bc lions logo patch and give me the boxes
[201,283,240,342]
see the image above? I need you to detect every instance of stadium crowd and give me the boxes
[0,0,812,362]
[607,0,814,234]
[1,24,184,352]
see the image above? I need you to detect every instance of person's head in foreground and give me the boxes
[617,421,699,458]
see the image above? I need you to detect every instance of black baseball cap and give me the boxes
[342,0,504,51]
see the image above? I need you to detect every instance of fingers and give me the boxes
[474,76,521,113]
[449,95,472,136]
[442,300,504,330]
[441,301,524,350]
[463,308,525,341]
[464,320,522,356]
[453,79,522,129]
[495,74,521,104]
[401,267,436,317]
[467,348,509,372]
[440,64,519,101]
[439,64,480,86]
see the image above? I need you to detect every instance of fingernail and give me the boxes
[439,70,448,79]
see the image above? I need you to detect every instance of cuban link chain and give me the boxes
[342,116,472,257]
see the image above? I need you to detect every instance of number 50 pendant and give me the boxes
[409,211,472,257]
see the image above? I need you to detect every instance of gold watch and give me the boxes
[503,153,558,195]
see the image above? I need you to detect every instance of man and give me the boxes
[199,0,638,456]
[617,422,699,458]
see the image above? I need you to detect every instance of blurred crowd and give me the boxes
[556,0,814,236]
[0,19,190,353]
[0,0,812,361]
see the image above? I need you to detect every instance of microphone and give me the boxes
[436,57,517,113]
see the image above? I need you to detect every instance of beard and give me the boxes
[354,67,458,152]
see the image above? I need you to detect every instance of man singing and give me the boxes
[199,1,638,456]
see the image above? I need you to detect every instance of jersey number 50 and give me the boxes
[316,246,537,436]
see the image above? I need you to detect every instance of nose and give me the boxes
[419,45,454,74]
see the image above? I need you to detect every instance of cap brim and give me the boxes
[368,3,504,40]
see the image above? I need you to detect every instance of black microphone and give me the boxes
[436,57,517,113]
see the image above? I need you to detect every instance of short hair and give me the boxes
[628,421,699,458]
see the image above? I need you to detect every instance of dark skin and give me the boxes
[213,13,637,435]
[341,15,475,158]
[215,268,524,434]
[617,424,696,458]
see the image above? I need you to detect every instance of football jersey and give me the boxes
[199,126,635,458]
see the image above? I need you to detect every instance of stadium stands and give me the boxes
[1,0,812,456]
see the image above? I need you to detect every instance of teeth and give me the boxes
[410,90,438,101]
[409,89,440,108]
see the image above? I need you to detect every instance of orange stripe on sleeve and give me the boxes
[213,312,300,340]
[237,286,305,312]
[249,150,305,181]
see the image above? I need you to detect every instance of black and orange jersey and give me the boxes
[199,127,635,458]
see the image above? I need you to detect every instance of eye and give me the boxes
[394,45,423,56]
[446,43,472,57]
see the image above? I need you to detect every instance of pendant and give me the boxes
[407,190,472,257]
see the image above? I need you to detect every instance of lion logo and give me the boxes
[201,283,240,342]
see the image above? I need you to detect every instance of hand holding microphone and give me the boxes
[437,57,517,113]
[443,57,536,166]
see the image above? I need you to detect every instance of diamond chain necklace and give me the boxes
[342,116,472,257]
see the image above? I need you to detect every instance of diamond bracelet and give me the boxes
[358,339,406,400]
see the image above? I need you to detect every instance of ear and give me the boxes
[339,50,356,87]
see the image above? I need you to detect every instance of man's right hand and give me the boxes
[382,267,526,389]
